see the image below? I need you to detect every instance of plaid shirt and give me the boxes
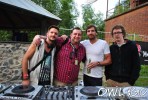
[55,38,86,83]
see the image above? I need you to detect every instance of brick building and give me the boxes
[105,0,148,43]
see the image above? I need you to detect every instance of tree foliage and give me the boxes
[58,0,79,28]
[82,5,104,31]
[31,0,61,16]
[0,30,12,41]
[82,5,105,38]
[31,0,79,35]
[32,0,79,34]
[113,0,130,16]
[82,5,105,39]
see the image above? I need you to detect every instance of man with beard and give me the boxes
[32,27,86,86]
[22,25,59,86]
[105,24,140,86]
[81,25,112,86]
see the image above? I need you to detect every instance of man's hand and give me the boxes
[22,79,30,86]
[87,61,98,69]
[61,35,68,40]
[32,35,47,46]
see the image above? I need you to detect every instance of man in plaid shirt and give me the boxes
[33,27,86,86]
[54,27,86,86]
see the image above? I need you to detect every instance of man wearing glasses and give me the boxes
[105,24,141,87]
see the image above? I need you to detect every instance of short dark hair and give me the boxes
[71,27,82,33]
[111,24,126,38]
[86,25,98,33]
[48,25,59,31]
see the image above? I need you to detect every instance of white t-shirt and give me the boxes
[81,39,110,78]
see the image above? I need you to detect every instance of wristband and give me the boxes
[22,73,29,80]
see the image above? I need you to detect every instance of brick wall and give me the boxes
[105,3,148,43]
[0,42,30,84]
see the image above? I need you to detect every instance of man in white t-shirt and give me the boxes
[81,25,112,86]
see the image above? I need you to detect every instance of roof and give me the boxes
[0,0,61,20]
[0,0,61,30]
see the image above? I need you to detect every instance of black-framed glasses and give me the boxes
[113,32,122,34]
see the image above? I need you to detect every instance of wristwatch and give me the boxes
[98,62,101,66]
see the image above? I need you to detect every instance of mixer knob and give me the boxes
[51,91,54,99]
[61,91,65,99]
[56,92,59,99]
[76,94,78,98]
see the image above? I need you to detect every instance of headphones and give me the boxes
[45,40,55,49]
[47,43,55,49]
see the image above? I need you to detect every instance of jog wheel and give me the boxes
[80,86,102,96]
[12,85,35,93]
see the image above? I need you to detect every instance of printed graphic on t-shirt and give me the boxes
[39,56,51,83]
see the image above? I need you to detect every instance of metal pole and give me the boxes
[118,0,120,13]
[106,0,109,19]
[134,33,136,41]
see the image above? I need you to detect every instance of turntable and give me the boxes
[74,86,108,100]
[0,84,43,100]
[0,84,11,95]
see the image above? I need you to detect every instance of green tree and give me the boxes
[31,0,79,35]
[31,0,61,15]
[82,5,104,31]
[0,30,12,41]
[113,0,130,16]
[58,0,78,32]
[82,5,105,39]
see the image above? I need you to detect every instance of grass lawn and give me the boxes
[134,65,148,86]
[79,64,148,86]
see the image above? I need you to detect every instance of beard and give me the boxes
[47,36,56,43]
[88,34,96,40]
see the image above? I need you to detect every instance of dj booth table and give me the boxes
[0,84,148,100]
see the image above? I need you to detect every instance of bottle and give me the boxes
[87,59,91,74]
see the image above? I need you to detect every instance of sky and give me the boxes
[74,0,122,25]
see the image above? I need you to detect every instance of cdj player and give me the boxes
[0,84,43,100]
[0,84,11,95]
[0,84,75,100]
[74,86,109,100]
